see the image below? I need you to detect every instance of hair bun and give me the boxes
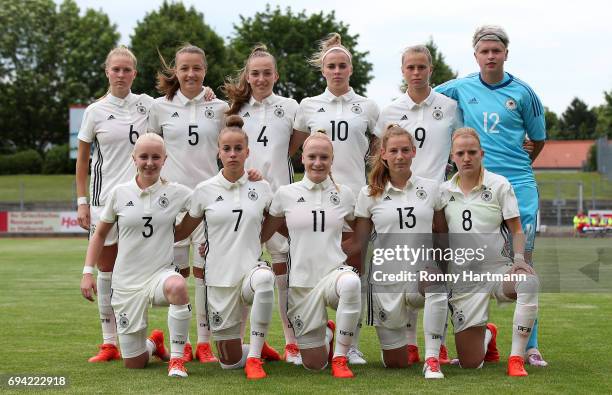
[225,114,244,128]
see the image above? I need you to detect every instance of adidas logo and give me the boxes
[317,108,326,113]
[297,197,305,203]
[468,97,479,104]
[171,112,179,118]
[243,112,250,118]
[384,195,392,201]
[400,114,408,121]
[125,201,134,206]
[450,196,455,202]
[107,114,115,120]
[215,195,224,202]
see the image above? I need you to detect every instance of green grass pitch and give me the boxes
[1,237,611,393]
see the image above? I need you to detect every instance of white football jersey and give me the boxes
[440,169,520,267]
[375,90,461,181]
[189,172,273,287]
[100,178,191,291]
[147,90,228,188]
[78,93,153,206]
[269,176,356,288]
[355,176,444,234]
[294,88,379,196]
[240,94,300,192]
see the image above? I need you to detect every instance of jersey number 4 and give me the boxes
[257,126,269,146]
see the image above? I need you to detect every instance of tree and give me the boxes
[426,38,457,87]
[0,0,118,152]
[557,97,598,140]
[228,5,373,102]
[544,107,560,139]
[130,1,229,97]
[594,89,612,138]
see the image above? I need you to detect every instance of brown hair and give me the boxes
[218,114,249,146]
[302,130,340,191]
[156,44,207,100]
[308,33,352,69]
[223,44,277,115]
[367,124,415,197]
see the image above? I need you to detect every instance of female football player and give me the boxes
[81,133,192,377]
[76,46,153,362]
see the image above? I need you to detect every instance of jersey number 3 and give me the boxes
[142,216,154,238]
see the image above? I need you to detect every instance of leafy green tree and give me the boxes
[426,38,457,87]
[0,0,118,152]
[545,107,560,139]
[558,97,598,140]
[130,1,229,97]
[594,89,612,138]
[228,5,373,102]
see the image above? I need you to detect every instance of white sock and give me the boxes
[349,275,366,350]
[220,344,249,369]
[275,274,297,345]
[247,270,274,358]
[406,309,418,346]
[194,278,210,344]
[484,327,492,352]
[168,304,191,359]
[423,289,447,359]
[97,271,117,345]
[325,325,334,356]
[511,276,539,357]
[146,338,155,359]
[240,305,250,343]
[333,274,361,358]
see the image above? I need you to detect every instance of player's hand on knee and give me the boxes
[510,258,535,276]
[80,274,97,302]
[77,204,91,230]
[246,168,263,182]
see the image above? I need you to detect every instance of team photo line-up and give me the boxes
[77,23,547,380]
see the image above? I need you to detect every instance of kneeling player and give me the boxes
[262,132,361,378]
[80,134,192,377]
[441,128,539,376]
[175,116,278,379]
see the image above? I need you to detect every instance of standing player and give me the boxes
[294,33,379,364]
[436,25,547,366]
[440,128,539,377]
[346,124,448,378]
[375,44,462,363]
[76,46,153,362]
[261,132,362,378]
[174,116,277,379]
[80,133,192,377]
[147,44,227,363]
[223,44,308,364]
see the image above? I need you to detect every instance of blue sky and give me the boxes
[74,0,612,115]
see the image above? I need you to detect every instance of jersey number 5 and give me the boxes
[188,125,199,145]
[142,216,154,238]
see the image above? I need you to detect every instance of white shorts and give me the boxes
[90,205,118,246]
[368,282,423,329]
[448,265,514,333]
[173,211,206,269]
[265,233,288,264]
[111,269,182,336]
[207,264,273,341]
[288,266,358,349]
